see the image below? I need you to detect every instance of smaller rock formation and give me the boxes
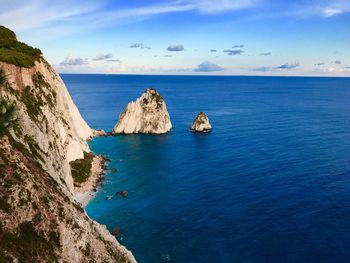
[110,167,118,173]
[112,88,172,134]
[92,129,109,137]
[191,112,212,133]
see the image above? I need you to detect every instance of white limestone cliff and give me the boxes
[0,59,136,262]
[0,60,93,192]
[191,112,212,132]
[112,88,172,134]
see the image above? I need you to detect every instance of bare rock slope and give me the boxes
[112,88,172,134]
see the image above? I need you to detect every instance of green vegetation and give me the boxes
[21,85,44,122]
[24,135,45,162]
[0,68,19,138]
[0,68,6,85]
[0,26,42,68]
[32,72,57,109]
[0,99,19,137]
[0,197,11,213]
[1,71,56,125]
[70,152,94,186]
[0,222,59,262]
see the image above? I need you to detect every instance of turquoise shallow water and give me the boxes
[62,74,350,263]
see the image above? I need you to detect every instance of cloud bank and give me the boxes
[60,56,89,66]
[275,62,300,70]
[194,61,224,72]
[251,62,300,72]
[92,53,113,61]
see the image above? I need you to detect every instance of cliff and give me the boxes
[0,26,135,262]
[112,88,172,134]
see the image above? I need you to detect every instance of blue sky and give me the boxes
[1,0,349,76]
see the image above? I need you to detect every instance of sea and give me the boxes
[62,74,350,263]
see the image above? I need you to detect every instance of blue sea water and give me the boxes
[62,74,350,263]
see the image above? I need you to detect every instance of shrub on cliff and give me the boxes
[70,152,94,186]
[0,26,42,68]
[0,100,19,137]
[0,68,6,86]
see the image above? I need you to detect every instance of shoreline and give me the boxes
[74,154,107,207]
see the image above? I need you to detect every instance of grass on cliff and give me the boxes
[70,152,94,186]
[0,26,42,68]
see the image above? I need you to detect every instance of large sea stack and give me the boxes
[112,88,172,134]
[191,112,212,132]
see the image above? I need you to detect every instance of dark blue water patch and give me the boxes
[62,74,350,262]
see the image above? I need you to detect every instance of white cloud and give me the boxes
[180,0,262,14]
[0,0,263,34]
[0,0,100,31]
[323,8,343,17]
[2,0,350,36]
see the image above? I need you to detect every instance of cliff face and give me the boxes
[0,26,135,262]
[112,88,172,134]
[0,61,92,193]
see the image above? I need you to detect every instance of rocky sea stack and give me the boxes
[191,112,212,133]
[112,88,172,134]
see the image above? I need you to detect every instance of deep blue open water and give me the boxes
[62,74,350,263]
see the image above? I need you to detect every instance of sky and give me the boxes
[0,0,350,76]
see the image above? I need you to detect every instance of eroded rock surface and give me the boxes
[191,112,212,132]
[112,88,172,134]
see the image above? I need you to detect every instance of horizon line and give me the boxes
[58,72,350,78]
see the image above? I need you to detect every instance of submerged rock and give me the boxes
[191,112,212,132]
[111,227,120,237]
[110,167,118,173]
[105,194,113,200]
[116,190,128,197]
[112,88,172,134]
[161,254,172,262]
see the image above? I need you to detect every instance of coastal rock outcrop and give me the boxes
[191,112,212,132]
[112,88,172,134]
